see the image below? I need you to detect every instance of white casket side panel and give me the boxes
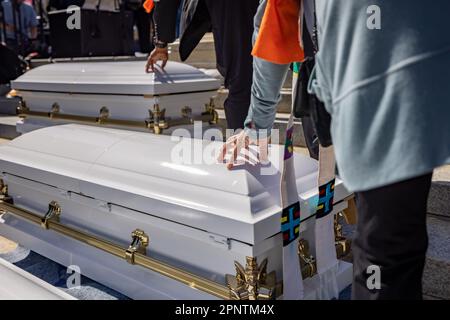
[11,61,221,95]
[0,124,349,244]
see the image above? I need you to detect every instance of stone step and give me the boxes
[169,33,293,89]
[169,34,216,70]
[0,115,20,139]
[428,181,450,219]
[428,166,450,219]
[214,87,292,115]
[0,96,20,115]
[423,214,450,300]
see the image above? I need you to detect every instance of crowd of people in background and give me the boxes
[0,0,155,57]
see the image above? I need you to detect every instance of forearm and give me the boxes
[244,57,290,137]
[153,0,181,43]
[244,0,290,137]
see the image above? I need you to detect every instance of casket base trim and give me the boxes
[0,200,233,300]
[17,99,219,134]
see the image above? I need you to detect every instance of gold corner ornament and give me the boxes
[146,103,168,134]
[226,256,277,300]
[335,212,352,259]
[298,238,317,279]
[125,229,149,264]
[41,201,61,229]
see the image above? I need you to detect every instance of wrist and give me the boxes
[154,40,168,49]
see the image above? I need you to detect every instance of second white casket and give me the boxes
[12,61,221,134]
[0,125,352,299]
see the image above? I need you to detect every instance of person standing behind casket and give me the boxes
[123,0,154,54]
[223,0,450,300]
[144,0,260,130]
[1,0,38,53]
[309,0,450,300]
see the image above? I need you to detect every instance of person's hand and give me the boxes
[218,130,269,170]
[146,47,169,73]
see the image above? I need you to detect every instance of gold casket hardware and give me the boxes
[0,179,11,203]
[181,106,193,121]
[225,256,278,300]
[203,98,219,125]
[50,103,60,117]
[16,100,29,115]
[97,106,110,124]
[0,198,233,299]
[335,212,352,259]
[146,103,168,134]
[125,229,149,264]
[17,100,220,134]
[41,201,61,229]
[298,238,317,279]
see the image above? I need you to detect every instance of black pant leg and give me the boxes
[352,173,433,300]
[301,116,319,160]
[204,0,259,130]
[134,7,153,53]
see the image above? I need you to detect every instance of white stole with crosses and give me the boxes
[314,145,339,299]
[280,112,304,300]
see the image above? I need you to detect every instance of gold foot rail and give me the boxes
[0,200,231,300]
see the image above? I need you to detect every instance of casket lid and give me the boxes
[0,125,349,244]
[11,61,221,95]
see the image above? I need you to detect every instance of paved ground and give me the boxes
[0,235,17,254]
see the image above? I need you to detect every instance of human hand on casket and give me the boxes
[146,47,169,73]
[218,130,269,170]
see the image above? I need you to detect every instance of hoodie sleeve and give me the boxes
[153,0,182,44]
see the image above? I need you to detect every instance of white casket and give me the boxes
[11,61,221,135]
[0,125,352,300]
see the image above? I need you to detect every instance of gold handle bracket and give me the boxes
[49,103,60,118]
[96,106,110,124]
[41,201,61,229]
[298,238,317,279]
[125,229,149,264]
[17,100,29,117]
[335,212,352,259]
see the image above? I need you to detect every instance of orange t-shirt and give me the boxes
[143,0,155,13]
[252,0,304,64]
